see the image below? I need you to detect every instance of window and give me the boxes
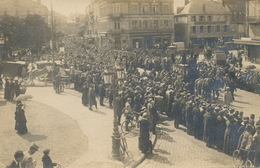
[191,16,196,21]
[143,20,148,28]
[208,26,212,33]
[208,16,212,21]
[224,25,228,32]
[132,4,138,14]
[114,4,120,14]
[164,20,169,28]
[142,5,149,14]
[162,5,169,14]
[216,25,220,32]
[199,16,205,21]
[114,22,120,29]
[132,20,138,29]
[192,26,197,33]
[153,5,158,14]
[200,26,204,33]
[154,20,159,28]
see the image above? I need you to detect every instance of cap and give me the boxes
[30,143,39,151]
[142,112,148,118]
[43,149,50,155]
[14,150,24,158]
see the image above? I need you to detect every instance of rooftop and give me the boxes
[177,0,231,15]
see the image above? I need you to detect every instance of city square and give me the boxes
[1,0,260,168]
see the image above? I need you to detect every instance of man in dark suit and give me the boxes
[6,150,24,168]
[99,83,106,106]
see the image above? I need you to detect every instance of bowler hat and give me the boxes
[43,149,50,155]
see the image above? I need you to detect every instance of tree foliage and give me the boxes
[0,14,51,53]
[17,14,51,53]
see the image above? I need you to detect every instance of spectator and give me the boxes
[42,149,58,168]
[6,150,24,168]
[21,143,39,168]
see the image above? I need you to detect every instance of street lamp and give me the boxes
[116,68,125,84]
[110,68,121,160]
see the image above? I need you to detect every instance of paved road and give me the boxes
[26,87,124,168]
[138,87,260,168]
[0,91,88,168]
[139,116,233,168]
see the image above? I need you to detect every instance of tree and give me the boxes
[0,15,22,59]
[17,14,51,56]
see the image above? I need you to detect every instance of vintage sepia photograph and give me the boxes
[1,0,260,168]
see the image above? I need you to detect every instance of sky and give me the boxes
[41,0,185,16]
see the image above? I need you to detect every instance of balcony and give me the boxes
[247,16,260,23]
[108,14,124,20]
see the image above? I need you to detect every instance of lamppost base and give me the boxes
[111,135,121,160]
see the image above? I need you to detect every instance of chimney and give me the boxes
[37,0,41,4]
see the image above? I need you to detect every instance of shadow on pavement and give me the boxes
[234,100,251,105]
[146,153,174,166]
[20,132,48,142]
[93,109,107,115]
[158,131,175,143]
[159,127,175,133]
[153,149,171,155]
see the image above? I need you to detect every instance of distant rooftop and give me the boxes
[177,0,230,15]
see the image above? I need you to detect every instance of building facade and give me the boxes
[85,0,174,49]
[222,0,246,38]
[0,0,49,22]
[174,0,234,47]
[234,0,260,63]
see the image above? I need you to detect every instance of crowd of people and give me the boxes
[46,36,258,163]
[2,35,260,166]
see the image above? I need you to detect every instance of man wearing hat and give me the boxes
[21,143,39,168]
[42,149,58,168]
[6,150,24,168]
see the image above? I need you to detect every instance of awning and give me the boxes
[233,39,260,46]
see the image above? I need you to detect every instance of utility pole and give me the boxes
[51,2,55,81]
[245,0,250,37]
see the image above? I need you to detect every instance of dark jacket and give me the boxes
[6,161,20,168]
[42,155,57,168]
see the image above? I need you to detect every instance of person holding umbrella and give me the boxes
[15,102,28,135]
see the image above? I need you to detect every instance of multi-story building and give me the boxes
[174,0,234,47]
[234,0,260,63]
[222,0,246,38]
[85,0,174,49]
[0,0,49,22]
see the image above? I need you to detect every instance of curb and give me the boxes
[125,132,158,168]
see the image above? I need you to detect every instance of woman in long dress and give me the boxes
[15,103,28,135]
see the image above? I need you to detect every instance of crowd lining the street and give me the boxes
[2,36,260,167]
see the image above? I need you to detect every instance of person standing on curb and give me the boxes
[88,84,97,111]
[138,113,153,154]
[6,150,24,168]
[99,83,106,106]
[21,143,39,168]
[15,102,28,135]
[42,149,58,168]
